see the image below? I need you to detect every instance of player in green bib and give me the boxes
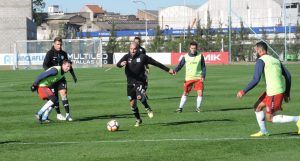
[237,41,300,137]
[30,60,72,124]
[174,41,206,113]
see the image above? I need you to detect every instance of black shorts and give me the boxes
[127,83,146,100]
[50,77,67,93]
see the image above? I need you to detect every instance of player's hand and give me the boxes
[284,95,290,103]
[30,84,38,92]
[236,90,245,99]
[200,77,205,82]
[146,68,150,74]
[168,69,175,75]
[120,61,127,66]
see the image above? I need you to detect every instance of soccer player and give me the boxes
[134,37,150,97]
[42,37,77,122]
[117,42,174,127]
[174,41,206,113]
[237,41,300,137]
[31,60,72,124]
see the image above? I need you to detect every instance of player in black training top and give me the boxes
[42,37,77,122]
[117,42,174,127]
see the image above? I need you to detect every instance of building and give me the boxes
[0,0,36,53]
[80,5,106,21]
[137,10,158,21]
[159,0,300,30]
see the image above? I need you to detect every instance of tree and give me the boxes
[32,0,46,26]
[106,22,117,53]
[148,26,164,52]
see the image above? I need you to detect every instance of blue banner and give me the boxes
[77,26,297,38]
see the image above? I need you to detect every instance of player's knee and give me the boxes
[137,95,142,100]
[49,95,58,104]
[59,90,67,96]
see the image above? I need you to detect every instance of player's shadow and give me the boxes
[207,107,252,112]
[157,119,233,126]
[0,141,20,144]
[76,113,134,122]
[270,132,299,136]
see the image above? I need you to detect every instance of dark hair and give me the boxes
[54,37,62,43]
[256,41,268,52]
[62,59,72,65]
[189,41,198,48]
[134,37,141,42]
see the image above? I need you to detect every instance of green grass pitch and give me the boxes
[1,64,300,161]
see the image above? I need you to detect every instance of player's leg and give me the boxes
[251,92,269,137]
[52,83,65,120]
[265,93,300,134]
[128,84,142,126]
[36,87,58,123]
[136,83,153,118]
[195,80,204,112]
[58,79,72,121]
[177,81,192,112]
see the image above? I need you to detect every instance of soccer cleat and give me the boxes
[146,108,154,118]
[195,108,201,113]
[134,119,142,127]
[66,114,73,122]
[43,119,51,123]
[176,108,183,113]
[297,119,300,134]
[57,114,66,121]
[250,131,270,137]
[35,114,42,124]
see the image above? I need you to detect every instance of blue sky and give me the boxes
[44,0,207,14]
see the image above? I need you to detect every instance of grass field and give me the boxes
[1,64,300,161]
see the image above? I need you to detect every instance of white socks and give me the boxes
[38,100,54,115]
[179,95,187,109]
[272,115,299,123]
[196,96,203,109]
[42,106,53,120]
[255,111,267,134]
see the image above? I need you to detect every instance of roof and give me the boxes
[85,5,105,14]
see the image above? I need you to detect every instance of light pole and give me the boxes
[132,0,148,45]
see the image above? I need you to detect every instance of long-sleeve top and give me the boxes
[243,59,291,96]
[174,52,206,78]
[117,52,170,84]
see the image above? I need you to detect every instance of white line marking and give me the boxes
[105,67,113,72]
[3,137,300,145]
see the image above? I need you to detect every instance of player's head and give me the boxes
[129,42,138,56]
[53,37,62,51]
[61,60,72,73]
[134,37,141,45]
[189,41,198,54]
[255,41,268,57]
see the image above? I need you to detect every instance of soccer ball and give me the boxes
[107,120,119,132]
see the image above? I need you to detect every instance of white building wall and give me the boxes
[159,6,196,29]
[159,0,284,29]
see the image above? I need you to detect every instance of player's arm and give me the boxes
[237,59,264,97]
[143,48,149,70]
[200,54,206,80]
[116,54,128,67]
[281,63,291,100]
[146,55,173,74]
[174,57,186,73]
[31,68,58,91]
[43,52,52,70]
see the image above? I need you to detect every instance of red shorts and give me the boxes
[183,79,204,93]
[258,92,284,114]
[37,87,54,100]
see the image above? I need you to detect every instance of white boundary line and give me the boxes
[3,137,300,145]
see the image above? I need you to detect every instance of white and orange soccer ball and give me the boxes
[107,120,119,132]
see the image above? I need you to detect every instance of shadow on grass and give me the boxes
[270,132,299,136]
[156,119,234,126]
[207,107,252,112]
[0,141,20,144]
[75,113,134,122]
